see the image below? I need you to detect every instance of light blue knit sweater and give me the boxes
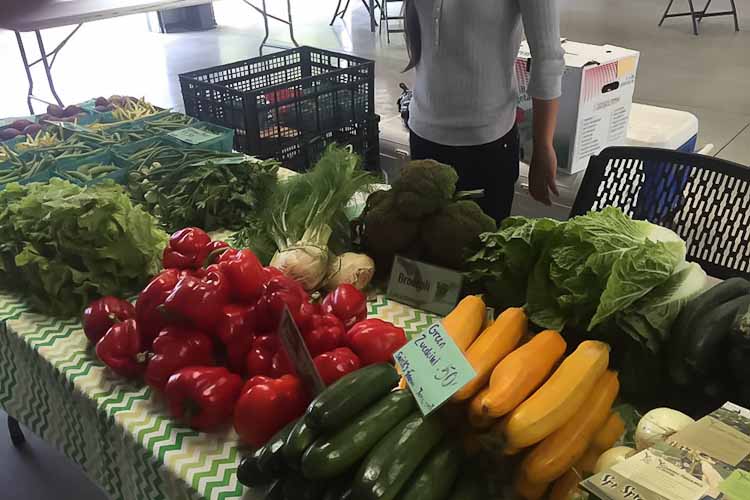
[408,0,565,146]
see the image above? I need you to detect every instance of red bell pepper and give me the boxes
[145,327,215,392]
[314,347,361,385]
[302,313,346,357]
[246,335,278,377]
[203,240,230,266]
[233,374,309,447]
[164,366,243,431]
[163,268,230,332]
[256,275,310,331]
[135,268,183,347]
[321,284,367,329]
[162,227,212,270]
[345,319,407,366]
[216,304,256,375]
[95,319,148,378]
[82,296,136,344]
[216,249,265,303]
[270,348,296,377]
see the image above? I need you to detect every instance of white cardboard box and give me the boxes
[515,40,640,174]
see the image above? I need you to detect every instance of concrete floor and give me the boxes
[0,0,749,497]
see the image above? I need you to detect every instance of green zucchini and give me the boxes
[669,278,750,384]
[257,419,298,477]
[395,438,463,500]
[321,475,354,500]
[686,294,750,375]
[306,363,400,431]
[352,411,445,500]
[237,445,273,488]
[302,390,416,479]
[266,478,286,500]
[283,473,326,500]
[284,417,319,470]
[728,303,750,388]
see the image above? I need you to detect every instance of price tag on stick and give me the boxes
[277,306,326,396]
[393,322,476,415]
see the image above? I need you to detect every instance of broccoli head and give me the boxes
[360,190,420,269]
[419,200,497,270]
[392,160,458,220]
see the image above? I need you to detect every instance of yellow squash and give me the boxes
[441,295,486,352]
[577,412,626,474]
[467,388,496,429]
[548,469,583,500]
[521,370,620,483]
[481,330,567,417]
[514,470,549,500]
[453,307,526,401]
[505,340,610,449]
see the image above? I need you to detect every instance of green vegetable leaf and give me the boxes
[0,179,167,317]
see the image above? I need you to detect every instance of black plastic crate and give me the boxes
[295,114,380,172]
[179,46,376,169]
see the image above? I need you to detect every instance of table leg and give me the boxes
[370,0,376,32]
[698,0,713,21]
[659,0,676,26]
[687,0,699,34]
[286,0,299,47]
[330,0,344,25]
[8,416,26,448]
[729,0,740,31]
[258,0,272,55]
[14,31,35,115]
[35,30,64,107]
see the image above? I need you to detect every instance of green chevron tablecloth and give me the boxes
[0,290,438,500]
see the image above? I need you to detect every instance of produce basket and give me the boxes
[179,46,376,168]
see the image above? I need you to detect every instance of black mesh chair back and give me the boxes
[570,146,750,280]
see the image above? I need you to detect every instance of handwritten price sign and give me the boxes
[393,322,475,415]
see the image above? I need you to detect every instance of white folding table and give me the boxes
[1,0,299,114]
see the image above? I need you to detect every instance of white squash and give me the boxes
[593,446,636,474]
[635,407,695,451]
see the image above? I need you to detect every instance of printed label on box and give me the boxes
[393,322,476,415]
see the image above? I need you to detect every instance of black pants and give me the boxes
[409,126,520,223]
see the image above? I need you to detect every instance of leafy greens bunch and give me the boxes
[127,147,279,232]
[0,178,167,316]
[233,144,375,290]
[466,207,707,352]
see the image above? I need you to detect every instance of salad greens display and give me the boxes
[466,207,707,351]
[0,179,167,316]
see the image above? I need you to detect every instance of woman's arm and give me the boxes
[530,97,560,205]
[519,0,565,205]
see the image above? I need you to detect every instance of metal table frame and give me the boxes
[6,0,299,114]
[659,0,740,35]
[13,25,84,114]
[241,0,298,54]
[330,0,381,31]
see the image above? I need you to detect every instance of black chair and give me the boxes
[659,0,740,35]
[570,146,750,280]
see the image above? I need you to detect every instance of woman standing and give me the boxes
[404,0,565,222]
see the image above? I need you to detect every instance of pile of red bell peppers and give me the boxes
[83,227,407,447]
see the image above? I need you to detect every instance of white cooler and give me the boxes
[510,103,700,219]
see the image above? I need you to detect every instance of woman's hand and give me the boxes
[529,143,559,206]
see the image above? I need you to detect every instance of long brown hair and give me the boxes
[403,0,421,71]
